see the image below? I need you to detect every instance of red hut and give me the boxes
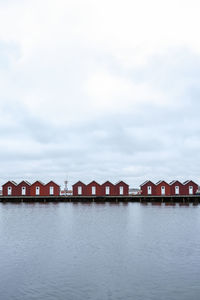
[72,181,87,196]
[44,181,60,196]
[140,180,156,196]
[101,181,115,196]
[156,181,170,196]
[2,181,17,196]
[30,181,45,196]
[115,181,129,196]
[86,181,101,196]
[183,180,198,195]
[16,181,31,196]
[169,180,184,195]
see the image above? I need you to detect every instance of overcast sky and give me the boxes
[0,0,200,188]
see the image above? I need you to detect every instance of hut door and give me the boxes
[119,186,124,195]
[106,186,110,195]
[50,186,54,195]
[161,186,165,195]
[8,186,12,196]
[78,186,82,195]
[92,186,96,195]
[175,186,179,195]
[36,186,40,195]
[189,186,193,195]
[22,186,26,195]
[147,186,152,195]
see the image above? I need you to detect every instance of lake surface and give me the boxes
[0,202,200,300]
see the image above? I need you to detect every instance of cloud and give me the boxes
[0,1,200,188]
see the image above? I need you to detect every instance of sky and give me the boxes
[0,0,200,189]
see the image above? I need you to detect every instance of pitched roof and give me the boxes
[102,181,114,185]
[140,180,155,187]
[156,180,168,185]
[46,181,60,187]
[183,180,198,185]
[169,180,182,185]
[2,180,18,186]
[115,180,128,186]
[18,180,31,186]
[72,181,86,186]
[88,180,101,185]
[32,180,45,185]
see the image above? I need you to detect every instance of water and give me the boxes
[0,202,200,300]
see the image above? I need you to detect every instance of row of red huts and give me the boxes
[72,181,129,196]
[1,179,199,197]
[2,181,60,196]
[140,180,198,196]
[2,180,129,197]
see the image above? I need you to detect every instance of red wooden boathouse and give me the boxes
[86,181,102,196]
[115,181,129,196]
[16,180,31,196]
[101,181,115,196]
[183,180,198,195]
[44,181,60,196]
[156,180,170,196]
[72,181,87,196]
[2,181,18,196]
[140,180,156,196]
[169,180,184,195]
[30,181,45,196]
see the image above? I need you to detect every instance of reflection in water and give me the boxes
[0,203,200,300]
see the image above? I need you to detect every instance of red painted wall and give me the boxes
[170,181,184,195]
[30,181,46,196]
[156,181,171,196]
[72,181,87,196]
[2,181,17,196]
[15,181,31,196]
[141,181,156,196]
[86,181,102,196]
[182,181,198,195]
[101,181,115,196]
[44,181,60,196]
[115,181,129,196]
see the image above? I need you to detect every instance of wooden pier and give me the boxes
[0,195,200,203]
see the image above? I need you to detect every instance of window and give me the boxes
[36,186,40,195]
[189,186,193,195]
[22,186,26,195]
[175,186,179,195]
[78,186,82,195]
[147,186,152,195]
[119,186,124,195]
[161,186,165,195]
[8,186,12,196]
[92,186,96,195]
[50,186,54,195]
[105,186,110,195]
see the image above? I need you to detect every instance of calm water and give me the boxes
[0,202,200,300]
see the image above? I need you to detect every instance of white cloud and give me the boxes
[0,0,200,187]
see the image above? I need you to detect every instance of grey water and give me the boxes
[0,202,200,300]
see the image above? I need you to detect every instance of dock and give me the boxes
[0,195,200,203]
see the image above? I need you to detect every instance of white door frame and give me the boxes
[92,186,96,195]
[105,186,110,195]
[50,186,54,195]
[161,186,165,195]
[175,186,179,195]
[8,186,12,196]
[147,186,152,195]
[189,186,193,195]
[21,186,26,195]
[36,186,40,195]
[78,186,82,195]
